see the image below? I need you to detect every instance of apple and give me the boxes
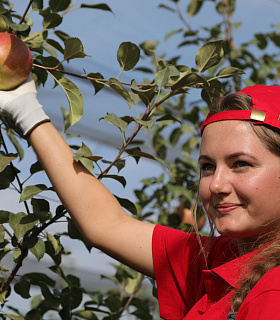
[0,32,33,90]
[175,205,206,231]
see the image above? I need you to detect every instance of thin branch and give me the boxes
[97,103,151,179]
[1,247,28,292]
[32,63,158,88]
[12,0,33,35]
[123,274,144,310]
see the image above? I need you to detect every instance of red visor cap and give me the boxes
[200,85,280,135]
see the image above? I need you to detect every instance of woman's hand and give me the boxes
[0,75,49,136]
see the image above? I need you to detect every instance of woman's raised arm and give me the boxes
[0,76,156,278]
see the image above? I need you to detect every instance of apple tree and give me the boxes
[0,0,279,319]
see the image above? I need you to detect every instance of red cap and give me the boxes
[200,85,280,135]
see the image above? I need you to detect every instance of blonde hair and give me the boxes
[200,92,280,312]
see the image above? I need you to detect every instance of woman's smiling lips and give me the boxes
[214,203,244,213]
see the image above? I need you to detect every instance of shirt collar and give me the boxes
[211,249,256,288]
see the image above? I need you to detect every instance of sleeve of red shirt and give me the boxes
[152,224,234,320]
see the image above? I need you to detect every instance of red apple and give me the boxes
[175,206,206,231]
[0,32,33,90]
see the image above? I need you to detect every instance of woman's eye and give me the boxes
[200,163,215,172]
[234,160,251,169]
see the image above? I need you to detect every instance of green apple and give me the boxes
[0,33,33,90]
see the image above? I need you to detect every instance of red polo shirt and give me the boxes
[152,224,280,320]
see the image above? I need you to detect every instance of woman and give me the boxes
[1,78,280,319]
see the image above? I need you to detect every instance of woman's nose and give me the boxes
[209,169,232,195]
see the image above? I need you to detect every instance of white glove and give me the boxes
[0,75,50,136]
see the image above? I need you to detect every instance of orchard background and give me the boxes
[0,0,280,319]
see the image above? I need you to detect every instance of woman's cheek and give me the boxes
[199,179,209,207]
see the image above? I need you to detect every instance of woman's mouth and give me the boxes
[215,203,243,214]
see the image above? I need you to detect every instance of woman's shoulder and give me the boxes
[153,224,237,263]
[236,266,280,319]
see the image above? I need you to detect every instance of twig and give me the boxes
[12,0,34,35]
[32,63,158,88]
[97,103,151,179]
[123,274,144,310]
[1,246,28,292]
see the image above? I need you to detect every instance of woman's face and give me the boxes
[199,120,280,241]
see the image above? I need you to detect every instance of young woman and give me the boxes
[1,77,280,319]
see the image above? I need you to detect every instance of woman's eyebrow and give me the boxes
[198,155,211,162]
[198,152,258,163]
[226,152,258,161]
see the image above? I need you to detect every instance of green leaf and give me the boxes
[20,184,49,202]
[64,37,89,61]
[24,237,45,261]
[0,152,17,172]
[102,175,126,188]
[171,72,208,90]
[187,0,203,17]
[7,131,24,160]
[60,286,83,309]
[1,12,29,31]
[49,0,70,12]
[117,42,140,71]
[130,80,156,105]
[80,3,114,13]
[140,40,159,56]
[215,66,245,79]
[25,309,41,320]
[0,290,8,304]
[0,210,12,224]
[255,33,268,50]
[13,247,21,263]
[0,225,5,242]
[9,212,38,240]
[74,143,94,173]
[101,113,128,132]
[23,272,56,287]
[47,233,61,255]
[195,40,224,73]
[154,66,170,88]
[201,79,223,105]
[0,165,18,190]
[5,314,24,320]
[67,218,91,251]
[47,38,64,54]
[157,114,182,124]
[166,184,192,199]
[108,78,132,108]
[132,117,156,130]
[30,160,44,175]
[102,159,126,173]
[14,280,31,299]
[41,10,63,29]
[72,310,98,320]
[130,150,168,167]
[32,198,51,223]
[50,75,84,125]
[88,72,105,94]
[61,106,70,133]
[32,0,43,9]
[114,196,137,215]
